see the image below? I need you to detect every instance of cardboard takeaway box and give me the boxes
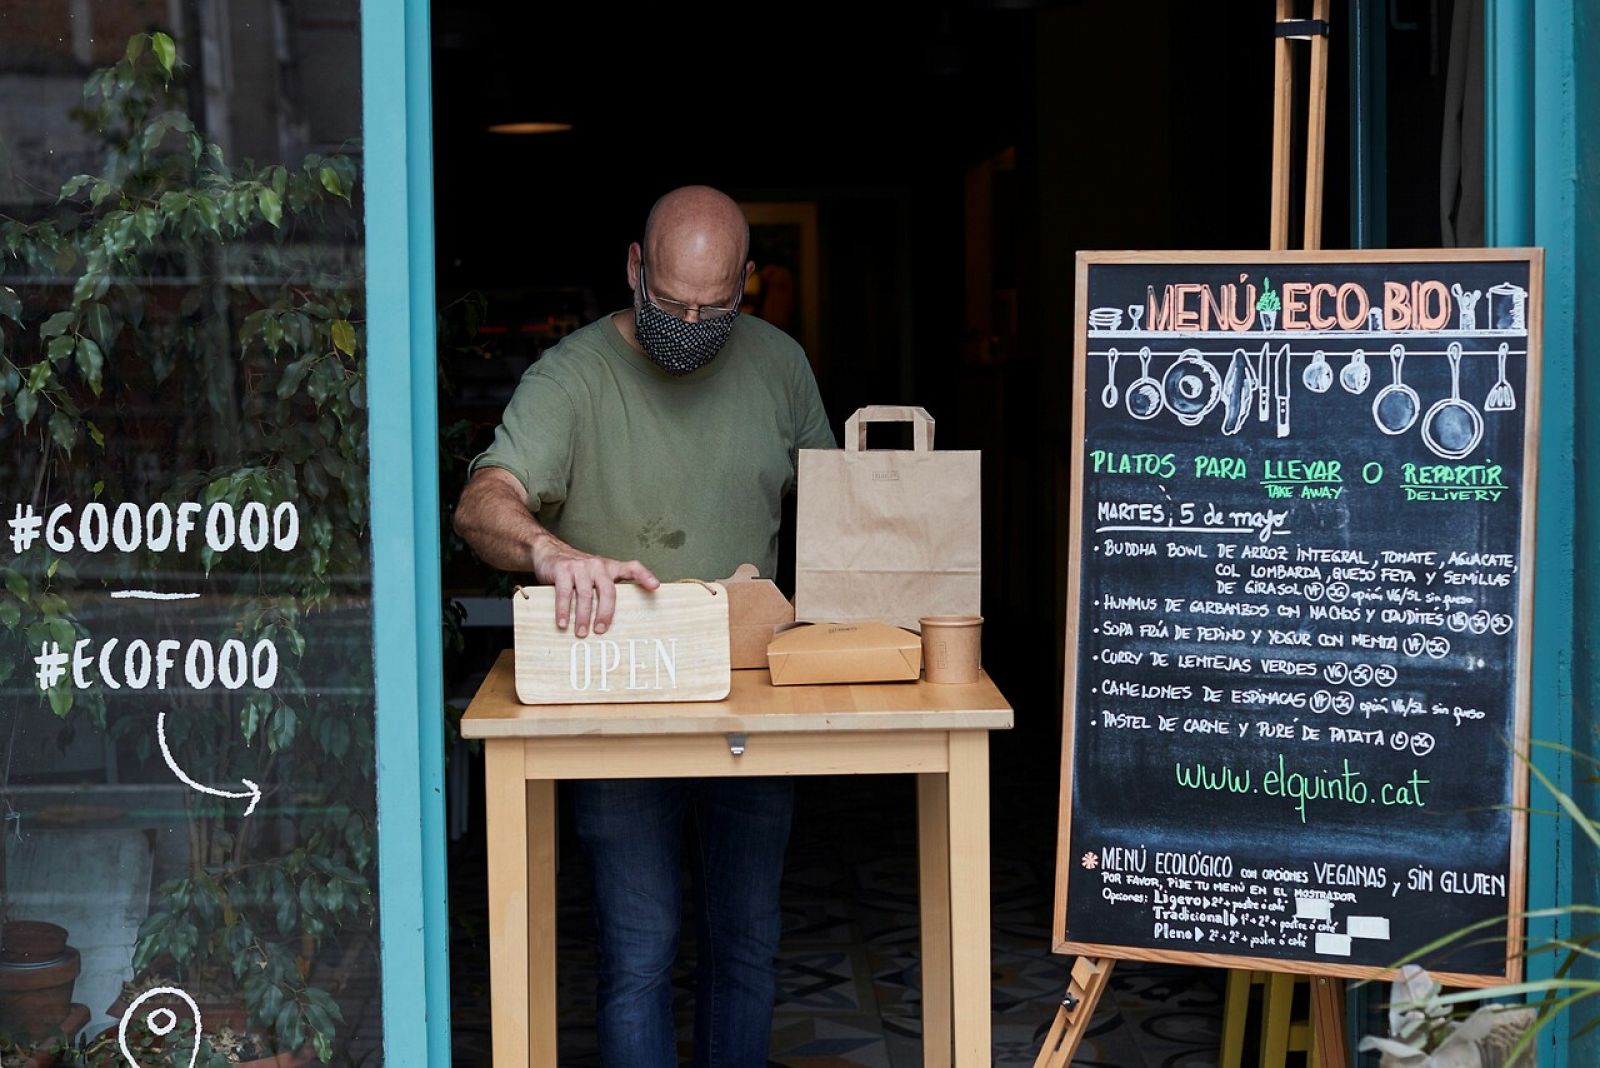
[721,564,796,669]
[766,621,922,686]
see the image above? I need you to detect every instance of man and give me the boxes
[454,185,835,1067]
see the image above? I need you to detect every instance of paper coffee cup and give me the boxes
[920,615,983,684]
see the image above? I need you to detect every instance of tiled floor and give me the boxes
[448,764,1228,1066]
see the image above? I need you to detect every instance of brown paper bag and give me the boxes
[794,406,981,631]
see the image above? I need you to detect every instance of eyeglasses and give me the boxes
[639,261,743,322]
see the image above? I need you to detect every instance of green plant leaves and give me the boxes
[76,336,105,394]
[0,286,20,323]
[318,164,344,198]
[151,32,176,77]
[39,310,76,338]
[258,187,283,228]
[331,319,356,356]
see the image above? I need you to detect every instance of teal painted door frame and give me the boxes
[364,0,452,1062]
[1487,1,1585,1065]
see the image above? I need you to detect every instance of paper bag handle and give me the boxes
[844,406,935,452]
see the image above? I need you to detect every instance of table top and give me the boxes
[460,650,1014,739]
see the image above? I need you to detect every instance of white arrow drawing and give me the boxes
[157,710,261,816]
[120,985,202,1068]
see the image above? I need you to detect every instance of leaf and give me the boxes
[75,337,104,395]
[126,34,147,62]
[258,187,283,228]
[13,387,36,426]
[58,174,92,200]
[48,409,79,452]
[135,205,162,240]
[319,164,343,197]
[46,335,76,365]
[151,32,176,76]
[331,319,356,356]
[0,286,19,323]
[82,302,116,351]
[47,684,73,718]
[27,361,51,390]
[39,311,76,339]
[276,357,312,399]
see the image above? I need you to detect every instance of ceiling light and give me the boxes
[487,121,574,135]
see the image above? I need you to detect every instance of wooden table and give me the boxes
[462,650,1014,1067]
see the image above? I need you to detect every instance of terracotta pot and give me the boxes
[0,924,68,965]
[0,949,79,1043]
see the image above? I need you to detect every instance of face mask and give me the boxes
[634,276,738,375]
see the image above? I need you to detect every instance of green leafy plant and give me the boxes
[1,32,371,1065]
[1360,741,1600,1065]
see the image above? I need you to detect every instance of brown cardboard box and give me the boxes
[766,621,922,685]
[720,564,796,669]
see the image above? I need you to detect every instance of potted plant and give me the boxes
[1361,741,1600,1067]
[1,32,373,1065]
[1256,276,1281,331]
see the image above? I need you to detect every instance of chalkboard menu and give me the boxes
[1055,250,1542,986]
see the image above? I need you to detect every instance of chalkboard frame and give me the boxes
[1053,248,1545,987]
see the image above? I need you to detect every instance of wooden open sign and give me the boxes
[511,582,731,704]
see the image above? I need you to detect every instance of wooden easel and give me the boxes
[1033,4,1344,1065]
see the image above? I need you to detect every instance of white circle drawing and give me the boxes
[119,986,202,1068]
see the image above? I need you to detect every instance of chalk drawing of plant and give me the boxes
[1257,276,1281,330]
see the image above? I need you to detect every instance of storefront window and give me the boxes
[1,3,377,1063]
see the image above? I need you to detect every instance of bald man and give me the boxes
[455,186,834,1067]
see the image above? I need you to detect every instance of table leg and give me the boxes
[486,742,530,1066]
[917,771,953,1068]
[528,779,557,1066]
[947,731,992,1065]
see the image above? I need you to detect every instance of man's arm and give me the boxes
[453,466,659,637]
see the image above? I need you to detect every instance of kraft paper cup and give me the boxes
[920,615,983,684]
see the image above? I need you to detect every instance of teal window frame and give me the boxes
[363,0,452,1062]
[1487,1,1581,1065]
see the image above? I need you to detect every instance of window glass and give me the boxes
[0,2,377,1063]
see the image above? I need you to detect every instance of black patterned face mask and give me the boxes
[634,267,739,375]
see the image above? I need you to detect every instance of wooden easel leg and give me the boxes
[1031,957,1114,1068]
[1270,0,1295,250]
[1303,0,1331,249]
[1310,976,1349,1068]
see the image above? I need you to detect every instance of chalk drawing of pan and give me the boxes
[1373,345,1420,436]
[1420,342,1484,460]
[1125,347,1163,420]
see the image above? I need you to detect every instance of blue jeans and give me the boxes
[572,776,792,1068]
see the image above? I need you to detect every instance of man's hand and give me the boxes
[453,468,661,637]
[531,536,660,637]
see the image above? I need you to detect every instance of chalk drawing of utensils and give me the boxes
[1127,305,1144,332]
[1451,284,1483,331]
[1340,348,1371,394]
[1488,282,1529,330]
[1373,345,1420,435]
[1302,348,1334,393]
[1273,344,1291,437]
[1088,307,1123,332]
[1422,342,1484,459]
[1101,348,1120,408]
[1221,348,1253,436]
[1485,342,1517,411]
[1163,350,1222,427]
[1126,346,1163,420]
[1257,343,1272,422]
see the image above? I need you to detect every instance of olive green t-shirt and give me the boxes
[470,312,835,582]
